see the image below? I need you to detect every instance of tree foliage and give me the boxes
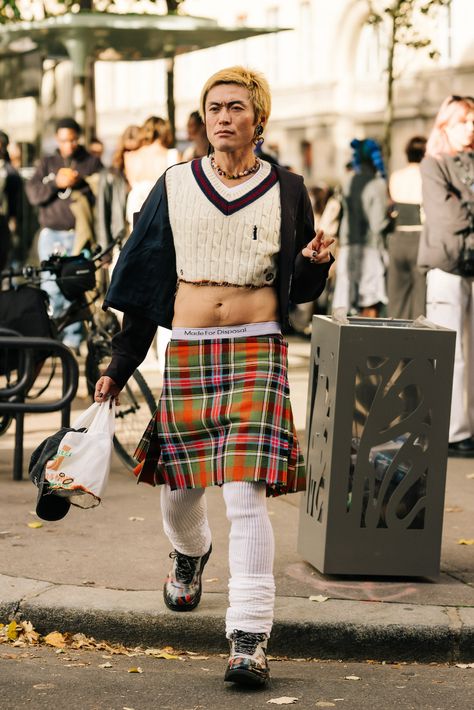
[365,0,452,162]
[0,0,186,23]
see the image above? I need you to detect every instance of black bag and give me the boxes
[55,255,96,300]
[0,285,54,375]
[457,231,474,278]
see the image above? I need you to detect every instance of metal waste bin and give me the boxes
[297,315,456,577]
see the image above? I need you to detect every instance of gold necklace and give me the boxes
[210,154,260,180]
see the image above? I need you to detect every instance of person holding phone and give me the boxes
[94,67,333,687]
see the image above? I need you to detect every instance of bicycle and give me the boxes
[0,242,157,470]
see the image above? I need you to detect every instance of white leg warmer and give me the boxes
[160,486,212,557]
[223,481,275,638]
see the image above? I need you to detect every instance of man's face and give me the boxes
[205,84,258,154]
[56,128,79,159]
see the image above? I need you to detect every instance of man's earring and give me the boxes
[254,124,264,145]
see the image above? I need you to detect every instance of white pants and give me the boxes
[332,244,388,311]
[160,482,275,637]
[426,269,474,442]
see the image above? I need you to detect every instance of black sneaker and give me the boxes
[224,629,270,687]
[163,544,212,611]
[448,437,474,458]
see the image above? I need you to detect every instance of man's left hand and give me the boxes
[302,230,334,264]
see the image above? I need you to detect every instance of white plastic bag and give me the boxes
[44,402,115,509]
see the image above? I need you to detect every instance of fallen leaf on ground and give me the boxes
[6,621,19,641]
[44,632,66,649]
[309,595,329,603]
[99,662,113,668]
[144,648,181,660]
[128,667,143,673]
[344,675,361,680]
[445,506,463,513]
[267,698,299,705]
[455,662,474,669]
[28,522,43,529]
[64,662,88,667]
[128,517,144,521]
[457,539,474,545]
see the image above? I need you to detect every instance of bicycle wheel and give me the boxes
[113,369,157,469]
[85,342,157,470]
[0,412,13,436]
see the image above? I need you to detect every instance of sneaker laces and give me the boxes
[231,630,267,656]
[169,550,200,584]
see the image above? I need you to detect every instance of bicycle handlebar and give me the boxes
[0,235,123,282]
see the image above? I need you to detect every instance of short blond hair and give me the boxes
[199,66,271,124]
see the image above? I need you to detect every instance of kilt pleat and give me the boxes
[133,335,305,497]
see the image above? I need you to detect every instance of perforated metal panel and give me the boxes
[297,316,456,577]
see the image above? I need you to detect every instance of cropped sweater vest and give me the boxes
[166,157,281,287]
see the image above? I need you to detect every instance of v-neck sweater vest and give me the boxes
[166,157,281,287]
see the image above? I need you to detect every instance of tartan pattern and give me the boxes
[133,335,305,497]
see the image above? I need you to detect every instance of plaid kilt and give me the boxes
[133,335,305,497]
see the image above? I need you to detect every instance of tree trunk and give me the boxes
[382,10,397,168]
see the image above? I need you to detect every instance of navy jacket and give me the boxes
[103,162,333,387]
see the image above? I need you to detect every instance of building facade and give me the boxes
[1,0,473,182]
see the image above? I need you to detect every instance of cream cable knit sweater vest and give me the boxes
[166,157,281,287]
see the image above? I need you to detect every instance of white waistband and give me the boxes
[172,321,281,340]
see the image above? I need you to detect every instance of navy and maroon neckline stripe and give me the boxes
[191,158,278,216]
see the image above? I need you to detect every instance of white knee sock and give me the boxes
[223,481,275,638]
[160,486,212,557]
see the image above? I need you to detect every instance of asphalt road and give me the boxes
[1,644,473,710]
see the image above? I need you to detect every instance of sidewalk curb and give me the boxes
[1,575,473,662]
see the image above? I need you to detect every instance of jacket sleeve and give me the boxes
[24,158,59,207]
[421,156,471,241]
[103,312,157,389]
[418,156,472,273]
[290,184,334,303]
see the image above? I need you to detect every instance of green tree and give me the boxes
[0,0,185,23]
[365,0,451,164]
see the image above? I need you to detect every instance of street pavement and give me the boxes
[1,337,473,662]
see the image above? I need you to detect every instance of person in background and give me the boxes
[417,95,474,457]
[25,117,102,352]
[88,136,104,162]
[123,117,179,371]
[94,65,333,688]
[332,138,389,318]
[181,110,209,161]
[0,131,23,270]
[124,116,179,225]
[387,136,427,320]
[111,125,142,185]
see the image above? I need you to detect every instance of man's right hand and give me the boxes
[94,376,121,405]
[55,168,79,189]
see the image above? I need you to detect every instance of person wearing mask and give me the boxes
[387,136,427,320]
[332,138,389,317]
[25,117,102,351]
[93,66,333,688]
[417,95,474,457]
